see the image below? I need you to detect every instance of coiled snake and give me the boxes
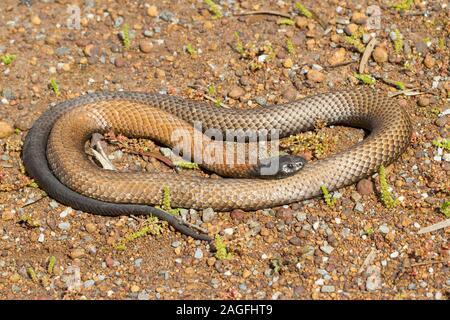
[22,89,412,241]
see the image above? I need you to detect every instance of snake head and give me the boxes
[255,154,307,179]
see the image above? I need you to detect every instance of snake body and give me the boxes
[22,89,412,239]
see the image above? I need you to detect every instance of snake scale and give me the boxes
[22,89,412,241]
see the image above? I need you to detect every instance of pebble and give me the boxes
[202,208,216,223]
[130,285,140,293]
[344,23,358,36]
[31,15,41,25]
[58,222,70,230]
[356,179,374,195]
[417,97,430,107]
[139,40,153,53]
[224,228,234,236]
[159,11,175,23]
[289,237,302,246]
[321,285,335,293]
[228,86,245,99]
[320,243,334,255]
[283,58,293,68]
[143,30,154,37]
[372,46,388,63]
[390,251,399,259]
[295,17,308,29]
[147,5,159,17]
[379,224,390,234]
[354,202,364,213]
[328,48,346,66]
[306,70,325,82]
[38,234,45,243]
[230,209,245,221]
[194,248,203,259]
[114,57,125,68]
[424,54,435,68]
[366,265,382,291]
[59,207,72,218]
[70,248,85,259]
[84,279,95,288]
[134,258,143,267]
[2,211,14,221]
[351,12,367,25]
[171,241,181,248]
[138,290,150,300]
[0,121,14,138]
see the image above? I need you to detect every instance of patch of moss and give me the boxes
[295,2,313,18]
[122,23,131,49]
[47,256,56,274]
[0,54,16,65]
[49,78,60,96]
[393,29,403,53]
[390,0,413,11]
[354,73,376,85]
[204,0,222,19]
[379,165,399,208]
[214,235,232,260]
[277,18,295,26]
[321,185,337,207]
[114,216,164,251]
[440,201,450,218]
[432,138,450,152]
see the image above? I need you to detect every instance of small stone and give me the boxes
[417,97,430,107]
[424,54,435,68]
[415,41,428,55]
[344,23,359,36]
[366,265,382,291]
[134,258,143,267]
[378,224,390,234]
[228,86,245,99]
[242,269,251,278]
[224,228,234,236]
[295,17,308,29]
[83,44,99,57]
[372,46,388,63]
[351,12,367,25]
[130,285,140,293]
[321,285,335,293]
[114,57,125,68]
[2,210,14,221]
[356,179,374,195]
[283,58,293,68]
[328,48,346,66]
[435,116,448,127]
[58,222,70,230]
[84,279,95,288]
[202,207,216,223]
[194,248,203,259]
[0,121,14,138]
[354,202,364,213]
[320,243,334,255]
[230,209,245,221]
[70,248,85,259]
[59,207,72,218]
[207,257,216,266]
[390,251,399,259]
[147,5,159,17]
[171,241,181,248]
[139,40,153,53]
[289,237,302,246]
[306,70,325,82]
[85,223,96,233]
[159,11,175,23]
[31,15,41,25]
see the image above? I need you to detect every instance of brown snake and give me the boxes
[22,89,412,241]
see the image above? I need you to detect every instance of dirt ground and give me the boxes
[0,0,449,300]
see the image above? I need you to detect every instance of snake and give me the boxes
[22,89,412,241]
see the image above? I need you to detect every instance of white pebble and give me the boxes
[224,228,234,236]
[38,233,45,243]
[390,251,399,259]
[60,207,73,218]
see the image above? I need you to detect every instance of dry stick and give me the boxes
[234,10,291,18]
[21,195,48,208]
[388,88,423,98]
[324,60,356,69]
[309,8,328,29]
[408,260,447,268]
[359,37,378,74]
[418,218,450,234]
[122,148,175,168]
[187,84,229,108]
[358,248,378,274]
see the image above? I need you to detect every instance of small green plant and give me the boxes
[437,38,446,50]
[321,185,337,207]
[186,43,196,56]
[364,227,375,236]
[277,18,295,26]
[344,36,365,53]
[379,165,399,208]
[390,0,413,11]
[354,73,376,85]
[214,234,232,260]
[47,256,56,274]
[440,201,450,218]
[432,138,450,151]
[173,161,199,170]
[161,186,181,215]
[19,214,40,228]
[295,2,313,18]
[27,267,38,282]
[122,23,131,49]
[0,54,16,65]
[393,29,403,53]
[207,84,216,96]
[286,38,295,54]
[49,78,60,96]
[114,216,164,250]
[204,0,222,19]
[234,31,244,55]
[395,81,406,90]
